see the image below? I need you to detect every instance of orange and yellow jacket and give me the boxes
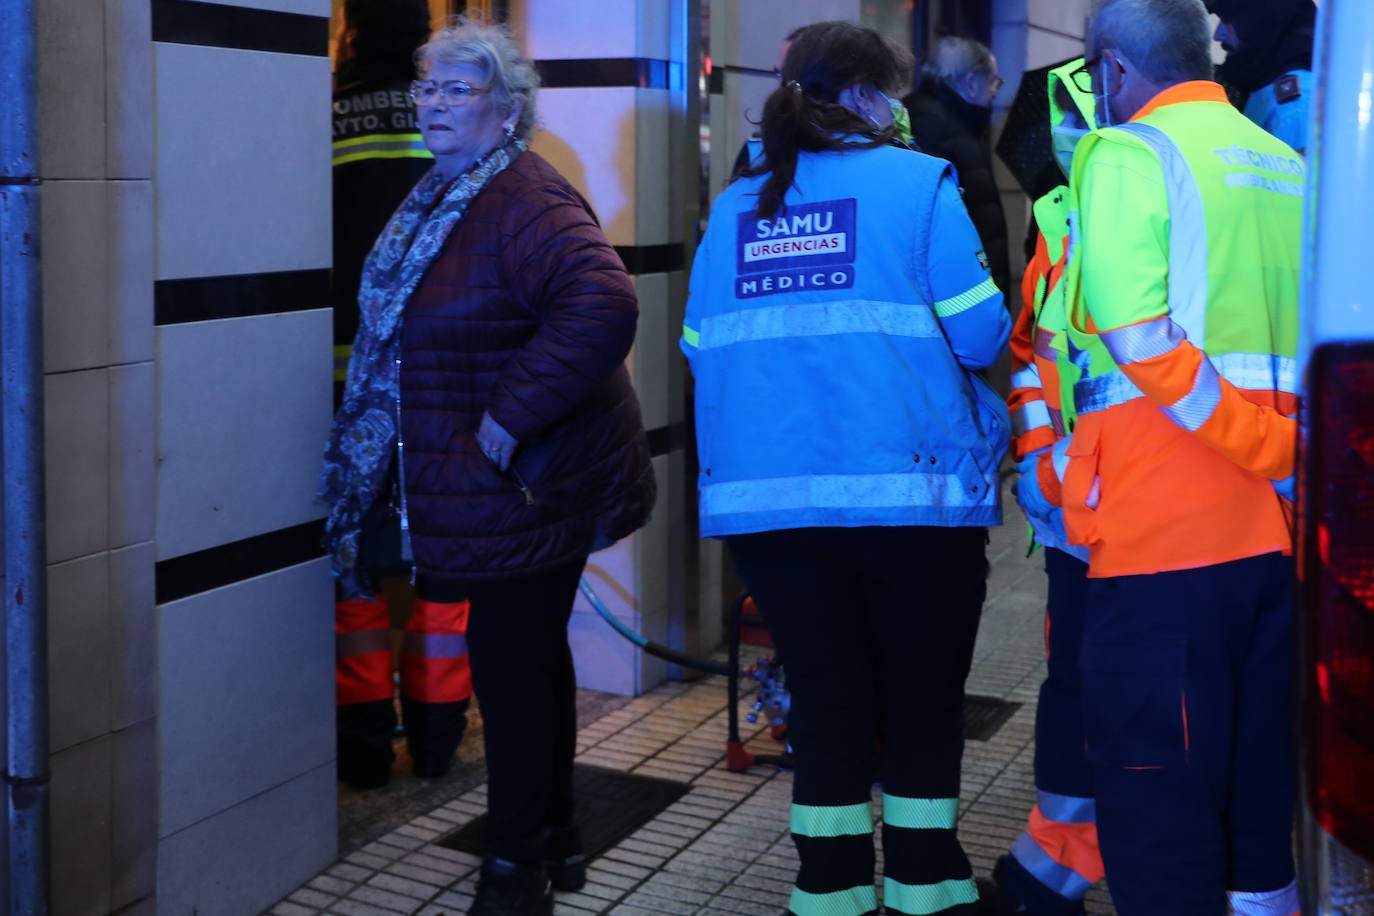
[1035,81,1302,577]
[1010,187,1072,461]
[1009,59,1097,463]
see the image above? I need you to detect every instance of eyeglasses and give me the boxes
[409,79,490,107]
[1070,54,1124,93]
[986,74,1005,94]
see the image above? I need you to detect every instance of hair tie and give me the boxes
[786,80,803,95]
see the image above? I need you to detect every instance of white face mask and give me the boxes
[1052,124,1090,178]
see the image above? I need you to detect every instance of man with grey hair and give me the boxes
[1014,0,1304,913]
[902,36,1010,312]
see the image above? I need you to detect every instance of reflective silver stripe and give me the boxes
[1076,353,1294,416]
[1051,439,1071,483]
[1011,364,1042,389]
[402,632,469,659]
[1163,357,1223,431]
[1227,880,1299,916]
[336,628,391,659]
[1032,329,1058,361]
[1036,789,1096,825]
[701,472,982,516]
[1111,123,1210,347]
[1012,400,1052,437]
[1074,370,1145,414]
[697,300,941,350]
[1213,352,1298,394]
[1099,316,1186,365]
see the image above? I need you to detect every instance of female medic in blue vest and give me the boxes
[681,21,1011,916]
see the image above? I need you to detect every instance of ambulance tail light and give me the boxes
[1298,342,1374,911]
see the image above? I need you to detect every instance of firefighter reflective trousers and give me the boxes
[727,525,989,916]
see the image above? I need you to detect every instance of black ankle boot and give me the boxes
[542,825,587,892]
[468,857,553,916]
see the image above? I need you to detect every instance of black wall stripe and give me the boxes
[152,0,329,57]
[646,423,684,458]
[710,64,777,95]
[156,520,326,604]
[535,58,682,90]
[155,269,330,325]
[615,245,685,276]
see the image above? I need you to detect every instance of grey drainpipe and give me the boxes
[0,0,51,912]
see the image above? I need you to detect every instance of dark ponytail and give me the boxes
[742,21,914,221]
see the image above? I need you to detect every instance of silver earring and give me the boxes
[503,123,515,141]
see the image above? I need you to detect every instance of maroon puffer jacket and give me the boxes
[399,151,656,580]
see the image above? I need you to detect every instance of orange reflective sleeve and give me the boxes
[1109,325,1296,479]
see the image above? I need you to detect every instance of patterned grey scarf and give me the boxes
[318,139,527,598]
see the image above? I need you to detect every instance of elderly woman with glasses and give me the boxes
[319,16,655,916]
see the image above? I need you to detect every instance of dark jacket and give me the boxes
[1210,0,1316,93]
[903,82,1011,301]
[399,151,656,580]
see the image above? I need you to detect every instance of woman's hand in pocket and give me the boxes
[476,412,518,472]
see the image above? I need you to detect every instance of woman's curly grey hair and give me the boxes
[415,16,540,140]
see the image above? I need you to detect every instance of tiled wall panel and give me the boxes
[158,559,334,836]
[47,553,113,754]
[517,0,641,59]
[155,309,332,561]
[154,43,331,281]
[157,763,337,916]
[533,87,640,245]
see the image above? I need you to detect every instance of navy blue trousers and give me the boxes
[1000,548,1101,914]
[1080,552,1295,916]
[1037,549,1094,801]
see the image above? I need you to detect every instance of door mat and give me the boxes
[436,764,690,860]
[963,694,1022,741]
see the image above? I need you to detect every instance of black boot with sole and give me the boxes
[468,857,553,916]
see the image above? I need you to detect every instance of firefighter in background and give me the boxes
[993,59,1104,916]
[1017,0,1302,912]
[332,0,472,789]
